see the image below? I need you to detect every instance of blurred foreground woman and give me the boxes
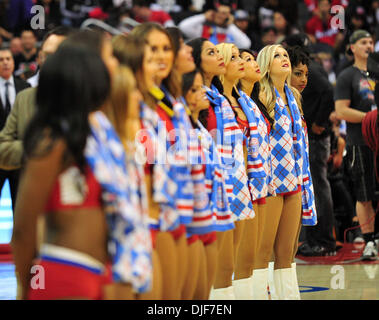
[12,35,152,300]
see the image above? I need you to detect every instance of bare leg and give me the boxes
[292,216,302,261]
[181,239,200,300]
[255,196,283,270]
[103,283,136,300]
[235,210,259,279]
[193,241,209,300]
[213,229,234,288]
[274,192,302,269]
[175,232,188,298]
[156,231,179,299]
[204,240,218,295]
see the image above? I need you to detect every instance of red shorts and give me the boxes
[150,228,158,249]
[28,258,111,300]
[169,224,186,240]
[199,232,217,246]
[187,234,199,245]
[252,198,266,205]
[282,185,301,197]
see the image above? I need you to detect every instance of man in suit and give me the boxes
[0,47,30,214]
[0,27,72,171]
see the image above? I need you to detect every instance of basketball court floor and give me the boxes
[1,181,378,300]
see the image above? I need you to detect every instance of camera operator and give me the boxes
[178,0,251,48]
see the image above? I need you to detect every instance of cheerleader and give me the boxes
[101,64,154,299]
[164,27,217,300]
[212,43,261,300]
[130,23,192,299]
[12,33,152,300]
[182,68,236,299]
[256,44,317,300]
[237,48,275,299]
[286,45,318,299]
[187,38,254,300]
[112,34,167,299]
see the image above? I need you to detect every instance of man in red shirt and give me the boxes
[131,0,174,27]
[304,0,348,16]
[306,0,344,49]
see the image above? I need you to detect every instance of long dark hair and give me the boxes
[239,48,274,127]
[186,37,224,94]
[24,44,110,172]
[182,69,209,128]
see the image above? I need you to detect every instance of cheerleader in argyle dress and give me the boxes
[112,34,181,299]
[130,23,193,300]
[256,44,317,300]
[183,69,235,299]
[187,38,255,300]
[237,48,276,300]
[213,43,264,300]
[164,27,226,300]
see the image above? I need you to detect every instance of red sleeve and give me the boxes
[151,10,172,25]
[305,16,317,35]
[156,106,175,133]
[206,105,217,132]
[362,109,378,152]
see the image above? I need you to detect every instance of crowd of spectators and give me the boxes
[0,0,378,86]
[0,0,378,253]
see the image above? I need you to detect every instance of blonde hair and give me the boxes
[103,65,138,151]
[256,44,302,119]
[215,42,239,87]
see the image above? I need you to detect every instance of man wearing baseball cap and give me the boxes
[335,29,378,260]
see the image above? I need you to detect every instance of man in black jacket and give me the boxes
[0,48,30,215]
[283,34,337,256]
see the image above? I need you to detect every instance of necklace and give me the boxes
[353,64,369,77]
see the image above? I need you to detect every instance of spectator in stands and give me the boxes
[305,0,344,50]
[13,30,38,81]
[178,0,251,48]
[26,48,42,88]
[260,26,277,48]
[255,0,279,30]
[9,38,23,57]
[234,9,261,50]
[314,46,337,85]
[327,110,355,243]
[273,10,299,44]
[234,9,250,35]
[335,29,378,260]
[304,0,348,17]
[339,5,371,60]
[131,0,175,27]
[0,26,72,172]
[0,47,30,217]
